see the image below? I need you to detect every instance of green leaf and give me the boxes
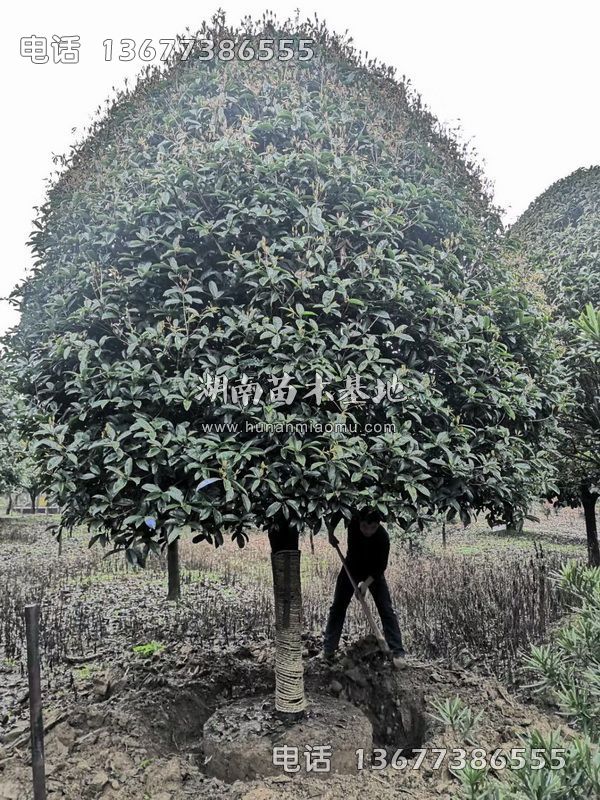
[168,487,184,503]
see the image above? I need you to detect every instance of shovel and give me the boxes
[331,541,391,656]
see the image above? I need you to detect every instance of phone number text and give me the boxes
[357,747,568,771]
[103,38,315,63]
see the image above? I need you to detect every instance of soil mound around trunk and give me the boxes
[203,693,373,781]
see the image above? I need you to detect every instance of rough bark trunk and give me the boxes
[167,539,181,599]
[269,513,306,718]
[581,485,600,567]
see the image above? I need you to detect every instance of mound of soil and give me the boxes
[305,636,427,749]
[203,693,373,780]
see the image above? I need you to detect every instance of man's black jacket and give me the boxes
[344,516,390,580]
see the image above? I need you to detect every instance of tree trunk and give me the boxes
[503,502,523,535]
[6,493,12,515]
[167,539,181,600]
[29,491,37,514]
[268,515,299,552]
[580,485,600,567]
[269,513,306,718]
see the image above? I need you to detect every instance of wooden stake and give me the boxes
[24,604,46,800]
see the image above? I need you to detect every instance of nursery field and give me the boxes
[2,9,600,800]
[0,507,587,799]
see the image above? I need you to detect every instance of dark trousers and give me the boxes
[323,567,405,656]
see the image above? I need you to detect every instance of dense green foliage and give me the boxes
[0,362,46,508]
[0,363,22,496]
[512,167,600,564]
[514,167,600,319]
[7,13,561,559]
[577,304,600,381]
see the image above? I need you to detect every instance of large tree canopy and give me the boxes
[513,167,600,317]
[511,166,600,564]
[7,13,561,561]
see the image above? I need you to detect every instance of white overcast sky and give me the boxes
[1,0,598,335]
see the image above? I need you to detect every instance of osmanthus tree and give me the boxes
[0,359,23,511]
[0,359,48,514]
[7,12,563,714]
[511,167,600,566]
[556,304,600,566]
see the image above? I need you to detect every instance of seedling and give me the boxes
[430,696,483,741]
[132,641,164,658]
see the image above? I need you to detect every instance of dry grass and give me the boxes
[0,515,577,686]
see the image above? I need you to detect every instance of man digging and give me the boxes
[323,508,407,669]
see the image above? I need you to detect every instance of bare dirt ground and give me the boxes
[0,508,587,799]
[0,633,576,800]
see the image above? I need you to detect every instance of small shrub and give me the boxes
[455,764,490,800]
[430,696,483,742]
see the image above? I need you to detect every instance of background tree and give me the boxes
[0,359,23,512]
[16,452,48,515]
[0,357,48,515]
[7,12,563,714]
[512,167,600,566]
